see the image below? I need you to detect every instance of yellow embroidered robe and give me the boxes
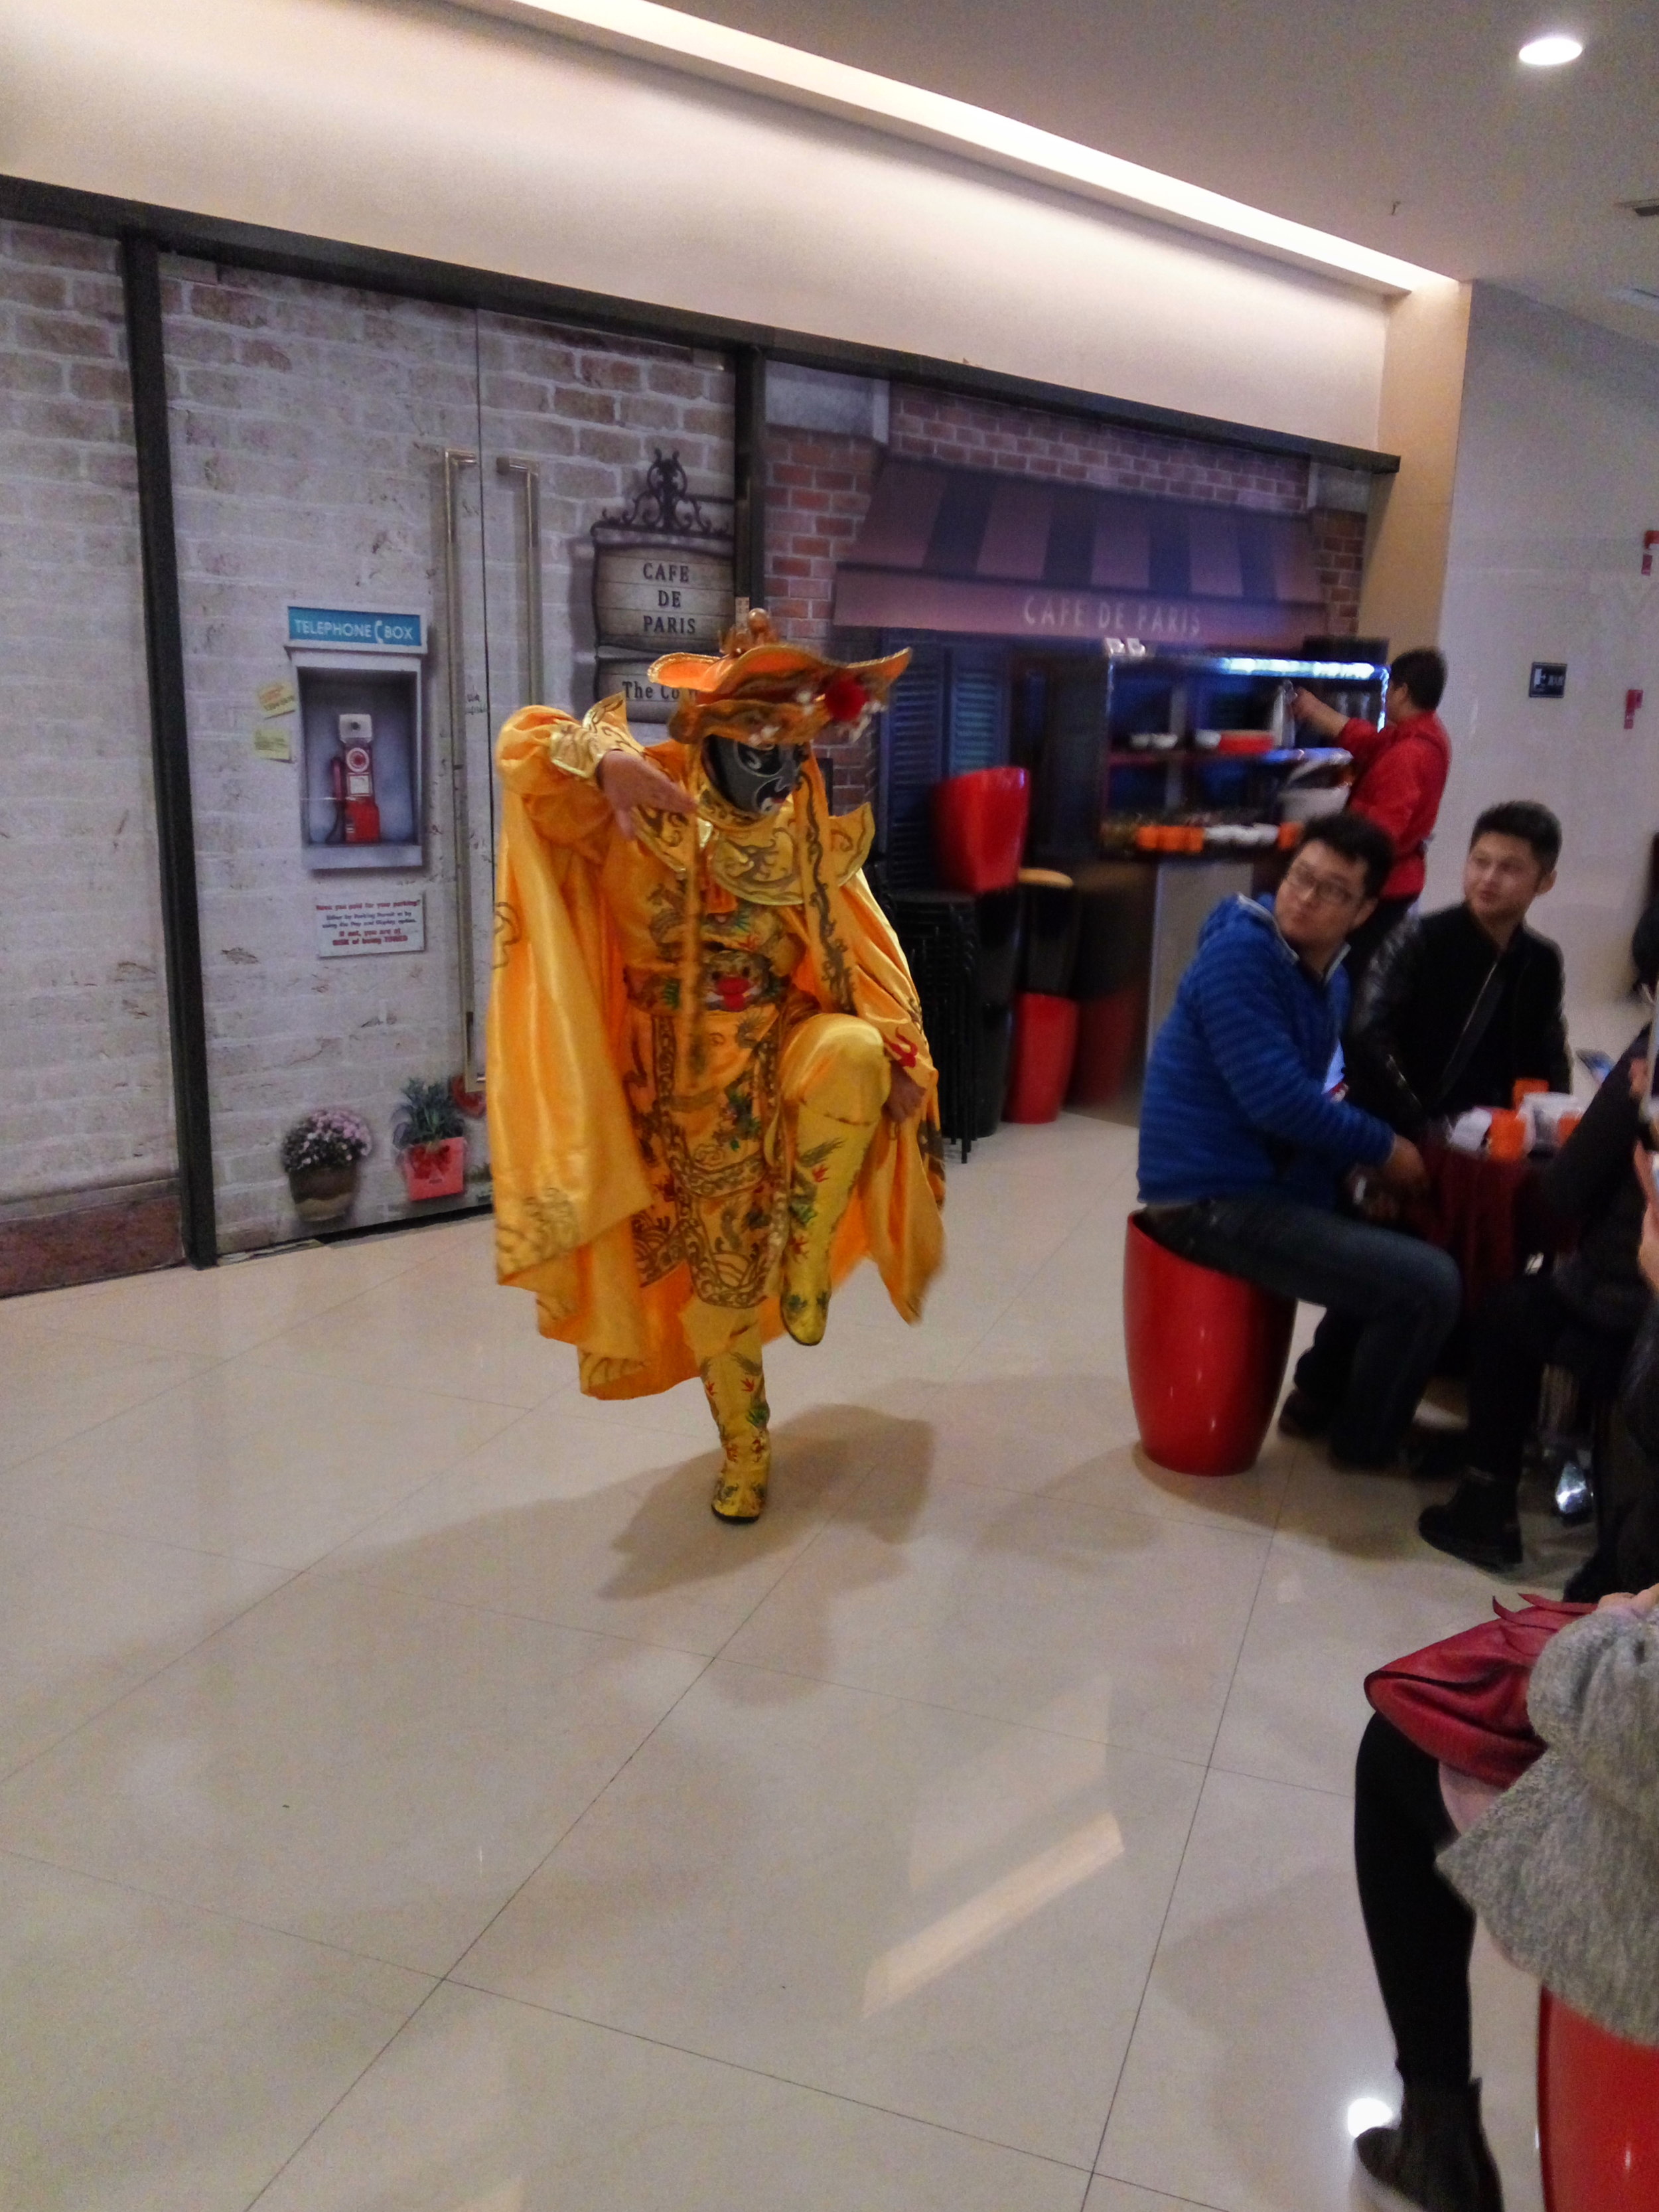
[488,700,946,1400]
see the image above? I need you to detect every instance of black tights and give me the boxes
[1354,1713,1477,2088]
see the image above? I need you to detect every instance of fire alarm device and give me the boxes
[332,712,382,845]
[1627,689,1646,731]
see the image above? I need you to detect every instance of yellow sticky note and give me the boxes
[257,679,297,716]
[253,721,293,762]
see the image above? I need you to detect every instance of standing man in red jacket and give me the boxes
[1293,647,1451,984]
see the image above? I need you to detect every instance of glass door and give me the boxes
[167,269,738,1256]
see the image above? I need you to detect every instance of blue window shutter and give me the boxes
[881,642,946,889]
[946,644,1010,775]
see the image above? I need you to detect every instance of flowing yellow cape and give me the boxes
[488,710,945,1400]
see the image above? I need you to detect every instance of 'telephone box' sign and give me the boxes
[287,606,425,653]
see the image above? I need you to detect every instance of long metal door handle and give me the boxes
[496,455,545,704]
[441,445,480,1093]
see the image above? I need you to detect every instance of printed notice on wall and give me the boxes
[315,895,426,958]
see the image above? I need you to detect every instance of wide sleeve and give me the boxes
[1527,1607,1659,1824]
[496,700,643,861]
[833,873,938,1090]
[1192,936,1396,1167]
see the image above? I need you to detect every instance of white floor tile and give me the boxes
[0,1361,523,1568]
[323,1395,887,1654]
[0,1514,287,1779]
[0,1850,433,2212]
[1210,1464,1514,1796]
[0,1329,213,1473]
[0,1111,1555,2207]
[723,1482,1268,1761]
[250,1982,1094,2212]
[456,1663,1202,2167]
[0,1573,704,1972]
[1096,1769,1419,2212]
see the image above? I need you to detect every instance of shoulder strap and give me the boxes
[1431,956,1507,1112]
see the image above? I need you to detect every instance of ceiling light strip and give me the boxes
[458,0,1446,294]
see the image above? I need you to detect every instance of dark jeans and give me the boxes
[1355,1713,1475,2089]
[1149,1193,1461,1465]
[1303,1272,1634,1507]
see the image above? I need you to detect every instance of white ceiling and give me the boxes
[668,0,1659,342]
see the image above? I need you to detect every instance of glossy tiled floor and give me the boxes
[0,1114,1561,2211]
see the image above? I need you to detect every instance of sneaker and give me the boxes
[1418,1475,1522,1572]
[1277,1387,1334,1439]
[1354,2080,1504,2211]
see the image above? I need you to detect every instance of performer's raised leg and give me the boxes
[780,1013,889,1347]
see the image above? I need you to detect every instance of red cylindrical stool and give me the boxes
[932,767,1030,894]
[1539,1988,1659,2211]
[1068,987,1147,1105]
[1123,1213,1295,1475]
[1005,992,1080,1123]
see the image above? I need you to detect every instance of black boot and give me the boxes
[1277,1387,1334,1439]
[1355,2080,1504,2211]
[1418,1473,1522,1571]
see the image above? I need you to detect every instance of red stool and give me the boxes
[1005,993,1079,1123]
[1123,1213,1295,1475]
[1539,1988,1659,2211]
[932,767,1030,894]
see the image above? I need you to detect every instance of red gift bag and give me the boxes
[1364,1597,1593,1789]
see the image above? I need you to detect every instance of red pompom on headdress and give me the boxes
[822,672,869,725]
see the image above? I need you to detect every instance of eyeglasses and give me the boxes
[1281,861,1364,910]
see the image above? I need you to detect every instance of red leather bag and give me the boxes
[1364,1596,1592,1789]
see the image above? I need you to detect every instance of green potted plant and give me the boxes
[392,1076,467,1201]
[279,1107,372,1224]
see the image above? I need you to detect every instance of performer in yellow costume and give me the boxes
[488,610,945,1522]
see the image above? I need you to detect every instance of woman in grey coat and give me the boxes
[1352,1585,1659,2212]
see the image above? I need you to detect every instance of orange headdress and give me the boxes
[650,609,910,753]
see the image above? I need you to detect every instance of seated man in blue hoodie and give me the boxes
[1137,812,1460,1470]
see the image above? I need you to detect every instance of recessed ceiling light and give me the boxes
[1518,32,1584,65]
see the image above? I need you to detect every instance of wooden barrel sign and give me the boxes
[593,652,687,727]
[593,528,733,657]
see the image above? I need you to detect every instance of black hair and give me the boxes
[1632,901,1659,993]
[1301,810,1396,901]
[1471,800,1562,873]
[1390,647,1447,711]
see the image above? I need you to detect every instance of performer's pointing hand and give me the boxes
[597,749,700,840]
[885,1065,926,1123]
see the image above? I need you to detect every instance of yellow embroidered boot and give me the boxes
[779,1017,889,1347]
[702,1339,772,1522]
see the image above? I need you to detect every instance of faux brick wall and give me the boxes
[1309,508,1368,638]
[889,386,1311,510]
[765,381,1370,810]
[165,261,733,1250]
[476,311,733,716]
[0,221,177,1215]
[763,426,883,807]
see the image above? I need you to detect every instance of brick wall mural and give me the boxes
[0,220,180,1284]
[766,380,1374,810]
[165,261,734,1250]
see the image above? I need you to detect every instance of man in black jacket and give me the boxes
[1418,903,1659,1570]
[1280,800,1568,1455]
[1345,800,1569,1136]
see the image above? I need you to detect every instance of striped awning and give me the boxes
[832,459,1325,651]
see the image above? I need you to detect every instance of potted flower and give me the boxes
[392,1076,467,1201]
[279,1107,372,1224]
